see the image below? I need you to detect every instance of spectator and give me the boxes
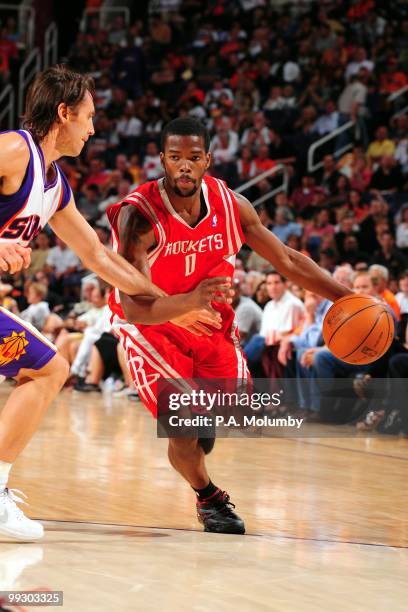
[369,264,401,321]
[245,271,305,378]
[232,279,263,346]
[369,156,404,194]
[143,142,162,180]
[20,283,50,332]
[271,207,303,244]
[0,283,18,314]
[27,232,51,277]
[372,231,407,280]
[367,127,396,165]
[396,204,408,256]
[312,100,340,136]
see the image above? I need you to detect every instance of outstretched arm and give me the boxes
[237,193,351,302]
[49,198,163,297]
[117,204,231,325]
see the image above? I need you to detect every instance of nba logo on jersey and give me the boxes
[211,214,217,228]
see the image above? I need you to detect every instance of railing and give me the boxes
[43,22,58,69]
[18,48,41,118]
[388,85,408,119]
[235,164,289,208]
[80,6,130,31]
[0,84,14,130]
[307,120,355,173]
[0,4,35,49]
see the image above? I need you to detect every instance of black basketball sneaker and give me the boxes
[196,489,245,534]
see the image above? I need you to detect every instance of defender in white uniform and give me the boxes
[0,65,166,541]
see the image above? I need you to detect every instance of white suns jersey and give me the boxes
[0,129,71,246]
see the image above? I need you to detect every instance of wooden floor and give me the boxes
[1,385,408,611]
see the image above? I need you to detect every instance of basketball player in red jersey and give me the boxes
[108,118,352,534]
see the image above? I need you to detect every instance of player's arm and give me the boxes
[48,197,163,297]
[0,133,32,272]
[236,192,352,302]
[117,204,231,326]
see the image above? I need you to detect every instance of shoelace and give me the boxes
[201,492,237,516]
[217,493,238,516]
[2,488,28,521]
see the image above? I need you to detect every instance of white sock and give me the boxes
[0,460,12,492]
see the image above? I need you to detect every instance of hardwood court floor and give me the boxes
[1,385,408,611]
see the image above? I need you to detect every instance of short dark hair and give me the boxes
[22,64,94,143]
[266,270,286,283]
[161,117,210,152]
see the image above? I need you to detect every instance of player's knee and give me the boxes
[47,353,70,387]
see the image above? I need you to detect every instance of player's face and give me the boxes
[58,91,95,156]
[160,135,211,198]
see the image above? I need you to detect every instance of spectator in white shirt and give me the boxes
[20,283,50,332]
[46,238,80,276]
[312,100,340,136]
[143,141,162,180]
[344,47,374,82]
[46,237,81,298]
[244,271,305,376]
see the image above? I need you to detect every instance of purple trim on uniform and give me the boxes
[55,164,72,211]
[0,130,34,230]
[33,138,58,191]
[0,309,56,378]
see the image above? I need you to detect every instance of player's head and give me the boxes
[160,118,211,197]
[22,64,95,156]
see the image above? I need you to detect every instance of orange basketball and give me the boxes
[322,294,394,365]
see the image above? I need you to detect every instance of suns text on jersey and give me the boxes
[164,233,224,256]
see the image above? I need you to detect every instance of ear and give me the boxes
[57,102,69,124]
[159,151,165,168]
[205,151,211,170]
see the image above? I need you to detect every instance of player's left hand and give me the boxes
[171,308,222,336]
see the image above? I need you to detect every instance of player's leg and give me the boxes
[0,309,69,540]
[190,329,249,534]
[114,320,245,534]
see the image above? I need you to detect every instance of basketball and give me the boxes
[322,294,394,365]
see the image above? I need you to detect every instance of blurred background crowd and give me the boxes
[1,0,407,432]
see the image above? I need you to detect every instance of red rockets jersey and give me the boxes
[107,175,245,331]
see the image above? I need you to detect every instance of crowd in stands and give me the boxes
[2,0,408,431]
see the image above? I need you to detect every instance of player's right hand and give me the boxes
[0,243,31,273]
[187,277,233,310]
[171,308,222,336]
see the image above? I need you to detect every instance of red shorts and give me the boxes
[112,315,250,417]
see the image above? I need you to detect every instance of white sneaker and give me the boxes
[0,488,44,541]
